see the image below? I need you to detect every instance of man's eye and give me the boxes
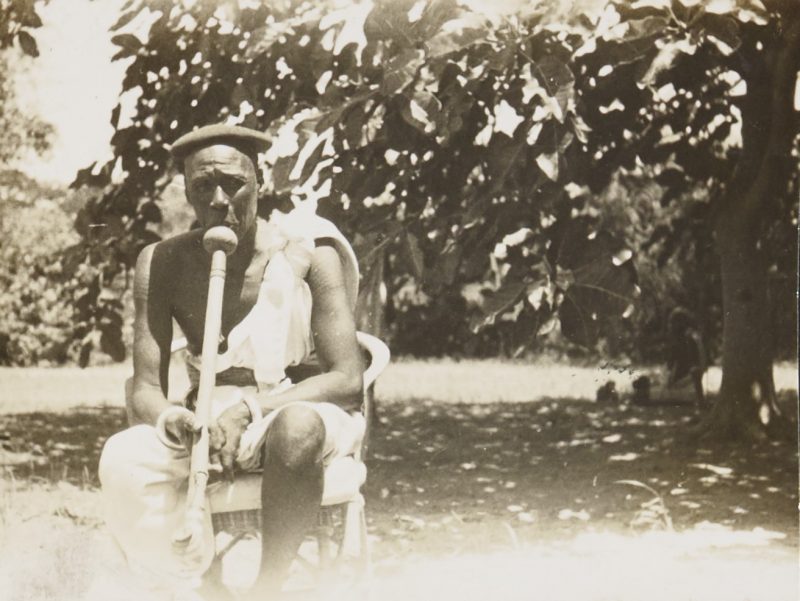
[222,178,245,194]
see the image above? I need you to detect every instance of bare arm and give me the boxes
[129,243,175,425]
[252,241,364,412]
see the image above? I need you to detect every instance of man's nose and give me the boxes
[209,185,229,210]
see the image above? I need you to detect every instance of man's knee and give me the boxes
[98,425,150,486]
[264,405,325,472]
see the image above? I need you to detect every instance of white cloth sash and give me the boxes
[186,207,359,392]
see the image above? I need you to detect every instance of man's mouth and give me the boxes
[209,220,237,231]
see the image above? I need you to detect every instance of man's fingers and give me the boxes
[208,422,226,452]
[182,413,197,431]
[220,449,236,482]
[220,428,242,483]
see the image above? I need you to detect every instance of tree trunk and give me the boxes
[707,8,800,440]
[710,209,784,439]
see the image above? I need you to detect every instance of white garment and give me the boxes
[98,400,364,589]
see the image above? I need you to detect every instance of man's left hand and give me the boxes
[210,402,253,481]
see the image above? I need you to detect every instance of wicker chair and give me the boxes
[124,331,389,591]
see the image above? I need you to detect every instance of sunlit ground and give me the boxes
[1,512,796,601]
[1,360,797,600]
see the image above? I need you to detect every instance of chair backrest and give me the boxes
[354,332,390,389]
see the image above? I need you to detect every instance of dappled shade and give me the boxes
[2,394,796,560]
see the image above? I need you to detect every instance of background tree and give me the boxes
[0,0,99,366]
[70,0,796,439]
[569,0,798,437]
[1,0,49,165]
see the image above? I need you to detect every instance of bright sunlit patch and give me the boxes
[558,508,590,521]
[609,452,639,461]
[691,463,733,477]
[407,0,427,22]
[493,100,524,137]
[795,72,800,110]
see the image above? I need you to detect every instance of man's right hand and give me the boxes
[163,407,200,449]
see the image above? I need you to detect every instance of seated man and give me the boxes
[99,124,365,598]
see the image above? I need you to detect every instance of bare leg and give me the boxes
[251,405,325,596]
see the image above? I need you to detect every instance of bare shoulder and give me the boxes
[134,231,201,301]
[156,229,203,257]
[308,239,345,292]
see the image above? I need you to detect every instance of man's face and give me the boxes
[184,144,258,240]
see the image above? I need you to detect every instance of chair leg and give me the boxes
[335,496,371,589]
[317,510,336,577]
[199,556,236,601]
[341,496,366,560]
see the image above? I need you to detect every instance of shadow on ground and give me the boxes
[2,392,797,562]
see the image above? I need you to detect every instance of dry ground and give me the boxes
[1,360,798,601]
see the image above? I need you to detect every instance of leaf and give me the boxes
[20,7,43,28]
[535,152,559,181]
[533,56,575,122]
[693,13,741,54]
[624,16,671,41]
[110,9,140,32]
[487,45,514,72]
[402,90,439,133]
[558,294,598,346]
[138,201,162,224]
[110,33,142,60]
[381,49,424,95]
[17,31,39,57]
[479,278,528,324]
[404,231,425,279]
[110,104,121,128]
[431,246,461,286]
[425,13,487,58]
[552,218,639,347]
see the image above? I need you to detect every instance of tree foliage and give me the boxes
[0,2,83,366]
[0,174,85,365]
[0,0,43,57]
[71,0,638,361]
[68,0,796,371]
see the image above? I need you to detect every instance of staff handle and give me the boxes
[173,226,238,549]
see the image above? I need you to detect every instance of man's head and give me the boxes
[170,124,269,240]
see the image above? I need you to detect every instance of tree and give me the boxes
[0,1,81,366]
[573,0,798,438]
[1,0,50,165]
[706,1,798,438]
[70,0,639,361]
[72,0,796,438]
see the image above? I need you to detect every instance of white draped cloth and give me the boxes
[187,207,359,388]
[97,208,364,596]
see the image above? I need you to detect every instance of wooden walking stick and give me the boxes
[173,225,238,550]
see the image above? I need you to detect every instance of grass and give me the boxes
[1,358,797,410]
[1,359,798,601]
